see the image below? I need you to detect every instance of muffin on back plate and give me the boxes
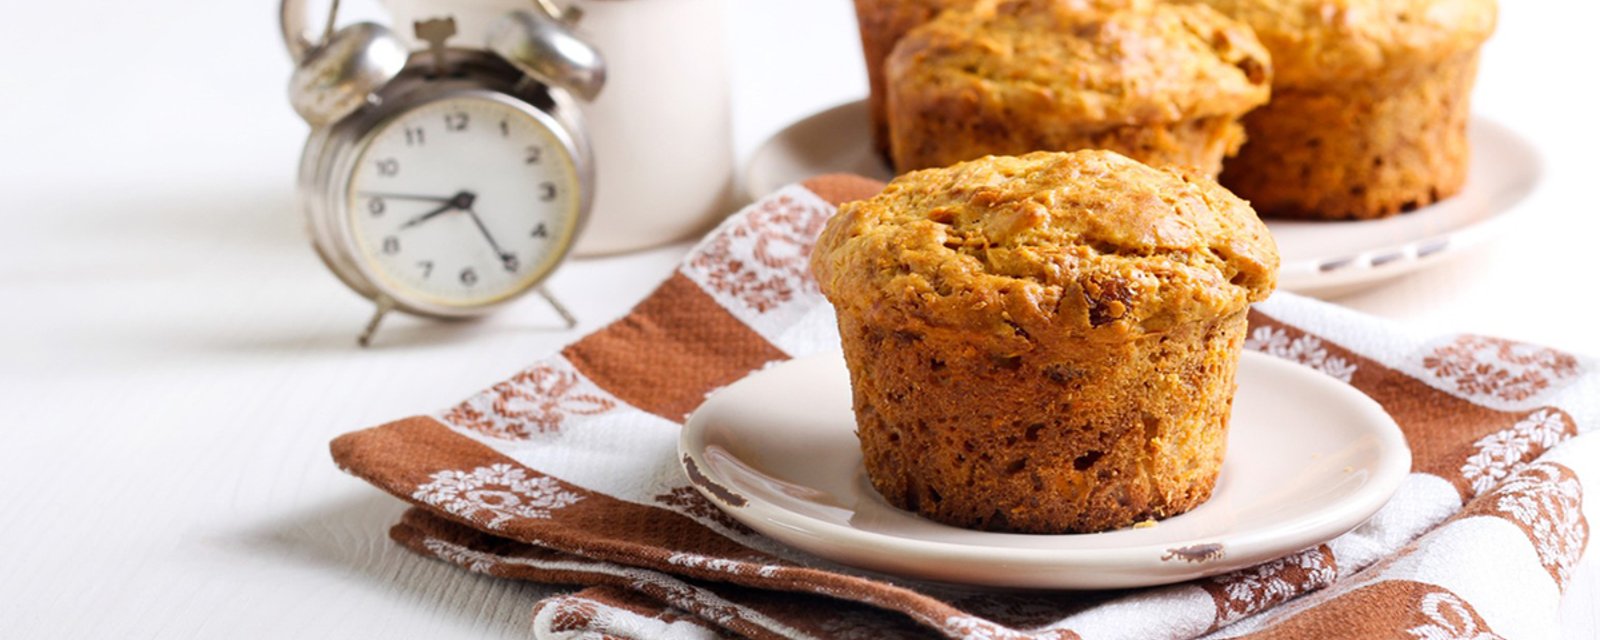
[885,0,1271,175]
[853,0,1136,158]
[1195,0,1498,219]
[812,150,1278,534]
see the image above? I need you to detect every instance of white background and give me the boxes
[0,1,1596,638]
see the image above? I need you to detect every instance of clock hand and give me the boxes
[397,191,477,229]
[358,191,455,203]
[396,200,458,230]
[463,206,517,271]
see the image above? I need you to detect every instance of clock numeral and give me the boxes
[381,236,400,255]
[539,182,557,202]
[502,254,520,272]
[531,222,549,239]
[460,267,478,286]
[367,197,385,216]
[525,146,542,164]
[499,119,509,137]
[417,260,433,278]
[404,126,425,146]
[375,158,399,177]
[445,111,469,132]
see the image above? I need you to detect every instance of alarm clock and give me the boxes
[280,0,604,345]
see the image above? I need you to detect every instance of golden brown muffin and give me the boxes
[885,0,1271,176]
[853,0,1142,157]
[1194,0,1498,219]
[812,151,1279,534]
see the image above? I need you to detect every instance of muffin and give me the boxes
[885,0,1272,175]
[812,151,1279,534]
[853,0,1146,157]
[1194,0,1498,219]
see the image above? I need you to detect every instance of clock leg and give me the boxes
[357,297,396,348]
[536,287,578,330]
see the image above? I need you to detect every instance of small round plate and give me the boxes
[743,100,1542,297]
[679,351,1410,589]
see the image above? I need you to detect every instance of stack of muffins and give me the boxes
[816,0,1496,534]
[855,0,1498,220]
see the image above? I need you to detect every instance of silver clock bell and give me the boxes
[280,0,605,346]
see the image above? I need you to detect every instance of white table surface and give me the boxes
[0,1,1595,638]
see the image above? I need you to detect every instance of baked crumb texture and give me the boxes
[883,0,1271,176]
[812,151,1279,533]
[854,0,967,157]
[1197,0,1497,219]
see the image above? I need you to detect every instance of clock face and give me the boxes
[345,95,580,309]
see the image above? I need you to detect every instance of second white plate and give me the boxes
[744,100,1541,297]
[680,351,1410,589]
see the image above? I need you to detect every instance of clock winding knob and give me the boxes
[487,10,607,102]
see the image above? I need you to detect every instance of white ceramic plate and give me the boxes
[679,351,1410,589]
[744,100,1542,297]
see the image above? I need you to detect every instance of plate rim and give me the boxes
[679,350,1412,588]
[743,98,1544,296]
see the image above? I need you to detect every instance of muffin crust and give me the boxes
[854,0,971,157]
[1195,0,1496,86]
[885,0,1271,174]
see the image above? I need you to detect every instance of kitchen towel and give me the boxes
[332,176,1596,639]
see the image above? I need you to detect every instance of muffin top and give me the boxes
[1193,0,1497,86]
[812,151,1278,342]
[888,0,1272,126]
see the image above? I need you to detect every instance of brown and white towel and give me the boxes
[332,176,1596,639]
